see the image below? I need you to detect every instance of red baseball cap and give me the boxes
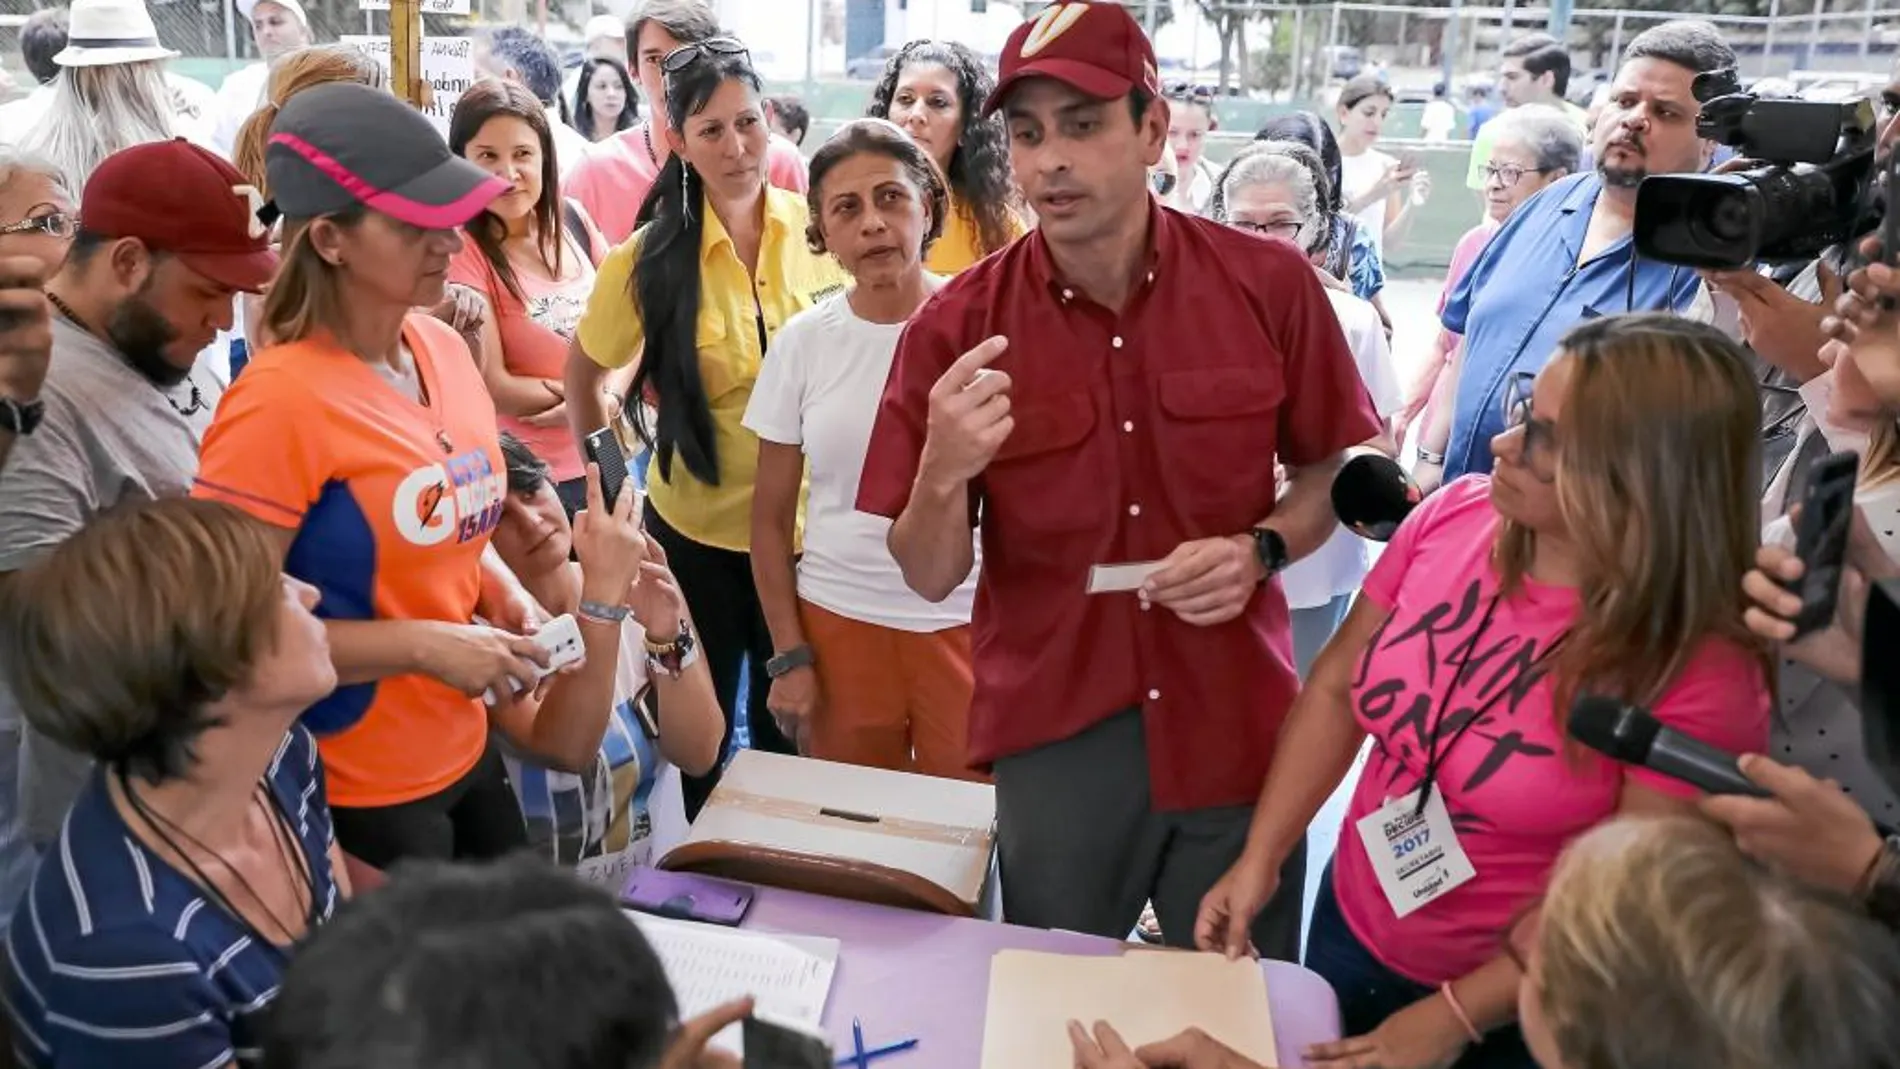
[983,2,1162,116]
[80,139,278,294]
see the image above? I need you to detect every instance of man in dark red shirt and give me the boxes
[856,1,1381,957]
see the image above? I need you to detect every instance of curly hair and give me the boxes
[866,39,1014,258]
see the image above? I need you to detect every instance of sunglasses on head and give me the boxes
[661,36,748,75]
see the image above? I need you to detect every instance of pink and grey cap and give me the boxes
[264,82,508,229]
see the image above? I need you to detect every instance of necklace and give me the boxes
[643,122,659,168]
[47,291,206,419]
[119,771,316,952]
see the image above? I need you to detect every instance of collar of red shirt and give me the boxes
[1023,194,1171,303]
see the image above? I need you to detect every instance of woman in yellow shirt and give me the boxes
[867,39,1025,274]
[566,38,846,814]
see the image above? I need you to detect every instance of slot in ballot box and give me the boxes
[658,751,996,916]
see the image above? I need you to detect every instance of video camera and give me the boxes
[1633,68,1881,270]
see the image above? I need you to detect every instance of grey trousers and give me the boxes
[995,707,1307,960]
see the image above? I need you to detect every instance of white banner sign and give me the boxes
[339,35,475,137]
[357,0,472,14]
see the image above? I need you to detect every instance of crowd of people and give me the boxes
[2,0,1900,1066]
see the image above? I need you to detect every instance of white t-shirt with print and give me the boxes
[743,291,977,631]
[1282,289,1401,608]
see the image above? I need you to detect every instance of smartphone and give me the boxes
[620,868,755,926]
[1883,150,1900,268]
[582,425,631,513]
[1780,450,1860,637]
[742,1013,832,1069]
[1860,579,1900,799]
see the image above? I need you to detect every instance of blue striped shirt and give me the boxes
[4,726,338,1068]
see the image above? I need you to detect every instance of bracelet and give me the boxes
[1439,982,1483,1045]
[577,599,630,626]
[1417,447,1447,466]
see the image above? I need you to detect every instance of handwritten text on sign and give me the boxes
[339,35,474,137]
[357,0,472,15]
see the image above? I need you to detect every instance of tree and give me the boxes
[1194,0,1256,92]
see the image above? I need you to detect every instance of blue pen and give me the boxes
[851,1018,868,1069]
[833,1038,920,1066]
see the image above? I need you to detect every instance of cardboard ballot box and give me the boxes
[659,751,996,917]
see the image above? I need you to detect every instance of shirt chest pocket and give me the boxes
[1154,367,1284,531]
[985,390,1103,538]
[691,304,758,406]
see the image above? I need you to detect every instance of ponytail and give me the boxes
[629,152,717,485]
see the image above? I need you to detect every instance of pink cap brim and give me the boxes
[982,58,1135,116]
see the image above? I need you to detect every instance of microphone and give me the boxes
[1567,695,1771,798]
[1332,453,1423,543]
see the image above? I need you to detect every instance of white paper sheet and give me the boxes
[625,912,839,1054]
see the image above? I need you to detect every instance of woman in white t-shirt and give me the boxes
[488,435,725,889]
[744,119,982,781]
[1334,76,1428,258]
[1213,141,1402,675]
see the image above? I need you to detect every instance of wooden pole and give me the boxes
[391,0,426,113]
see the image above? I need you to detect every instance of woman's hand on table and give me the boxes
[1304,994,1468,1069]
[658,997,749,1069]
[1068,1022,1269,1068]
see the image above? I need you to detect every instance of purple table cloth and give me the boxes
[744,884,1342,1068]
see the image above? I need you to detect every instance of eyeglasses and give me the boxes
[1232,220,1303,241]
[0,211,78,240]
[660,37,748,75]
[1164,81,1213,105]
[1481,163,1552,188]
[1502,370,1558,482]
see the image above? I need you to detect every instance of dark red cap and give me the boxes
[983,2,1161,117]
[80,139,278,294]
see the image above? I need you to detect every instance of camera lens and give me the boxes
[1703,195,1753,243]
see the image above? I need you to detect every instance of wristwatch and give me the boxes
[1249,526,1290,578]
[645,618,699,680]
[765,644,815,678]
[0,395,44,437]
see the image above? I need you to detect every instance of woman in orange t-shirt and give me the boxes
[195,83,552,868]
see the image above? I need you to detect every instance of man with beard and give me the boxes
[0,139,274,924]
[1426,21,1729,484]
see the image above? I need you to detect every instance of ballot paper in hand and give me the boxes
[978,949,1277,1069]
[625,912,838,1055]
[1087,561,1163,594]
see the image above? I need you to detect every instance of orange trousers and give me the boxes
[797,599,985,782]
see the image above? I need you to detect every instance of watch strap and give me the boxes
[765,644,815,678]
[0,396,45,436]
[1251,526,1290,577]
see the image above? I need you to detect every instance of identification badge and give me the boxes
[1354,789,1477,919]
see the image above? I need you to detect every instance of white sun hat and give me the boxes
[236,0,311,31]
[54,0,181,68]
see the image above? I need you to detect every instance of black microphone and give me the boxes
[1331,453,1422,543]
[1567,695,1771,798]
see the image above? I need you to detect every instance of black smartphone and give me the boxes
[1780,450,1860,637]
[741,1014,831,1069]
[582,426,630,513]
[1883,150,1900,269]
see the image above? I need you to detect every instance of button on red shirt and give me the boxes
[858,205,1382,810]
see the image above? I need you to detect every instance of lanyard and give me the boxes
[1411,593,1568,818]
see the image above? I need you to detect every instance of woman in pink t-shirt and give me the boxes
[1196,315,1772,1069]
[447,80,634,517]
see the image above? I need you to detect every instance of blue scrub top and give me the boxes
[1440,171,1701,480]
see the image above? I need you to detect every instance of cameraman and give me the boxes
[1419,21,1727,487]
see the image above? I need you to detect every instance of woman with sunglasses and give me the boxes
[567,39,846,815]
[196,83,552,869]
[1195,315,1771,1069]
[866,40,1023,274]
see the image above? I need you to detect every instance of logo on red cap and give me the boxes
[1020,2,1090,58]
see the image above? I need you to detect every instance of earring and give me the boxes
[680,164,694,223]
